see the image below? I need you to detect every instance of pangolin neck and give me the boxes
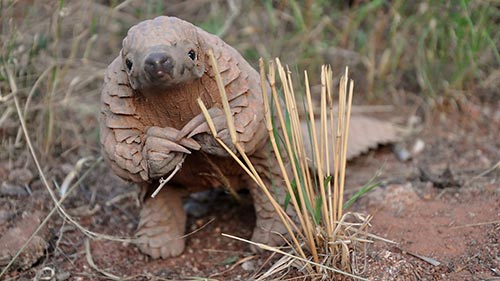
[135,80,214,129]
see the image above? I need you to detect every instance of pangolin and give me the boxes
[100,16,399,259]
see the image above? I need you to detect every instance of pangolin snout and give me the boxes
[144,52,175,77]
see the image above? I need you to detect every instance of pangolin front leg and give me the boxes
[143,126,201,178]
[135,184,188,259]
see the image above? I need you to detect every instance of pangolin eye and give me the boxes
[187,50,196,61]
[125,58,133,71]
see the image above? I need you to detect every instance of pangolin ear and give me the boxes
[193,42,205,78]
[119,49,138,89]
[119,49,128,69]
[121,36,128,53]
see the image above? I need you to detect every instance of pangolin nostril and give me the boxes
[144,52,174,76]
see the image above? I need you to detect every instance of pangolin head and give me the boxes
[121,16,206,92]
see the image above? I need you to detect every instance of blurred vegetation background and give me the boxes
[0,0,498,165]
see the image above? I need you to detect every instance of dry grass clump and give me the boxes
[200,51,382,280]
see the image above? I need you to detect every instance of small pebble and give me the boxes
[56,271,71,281]
[411,138,425,156]
[393,144,411,162]
[394,139,425,162]
[0,209,11,226]
[195,219,205,227]
[0,182,28,196]
[241,261,255,271]
[8,168,33,185]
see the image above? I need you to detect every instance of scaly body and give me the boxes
[100,16,287,258]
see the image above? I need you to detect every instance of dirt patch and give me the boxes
[359,183,499,280]
[368,185,498,261]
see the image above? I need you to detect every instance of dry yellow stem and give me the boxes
[304,70,331,237]
[338,68,353,217]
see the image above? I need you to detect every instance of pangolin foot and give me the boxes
[250,215,288,250]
